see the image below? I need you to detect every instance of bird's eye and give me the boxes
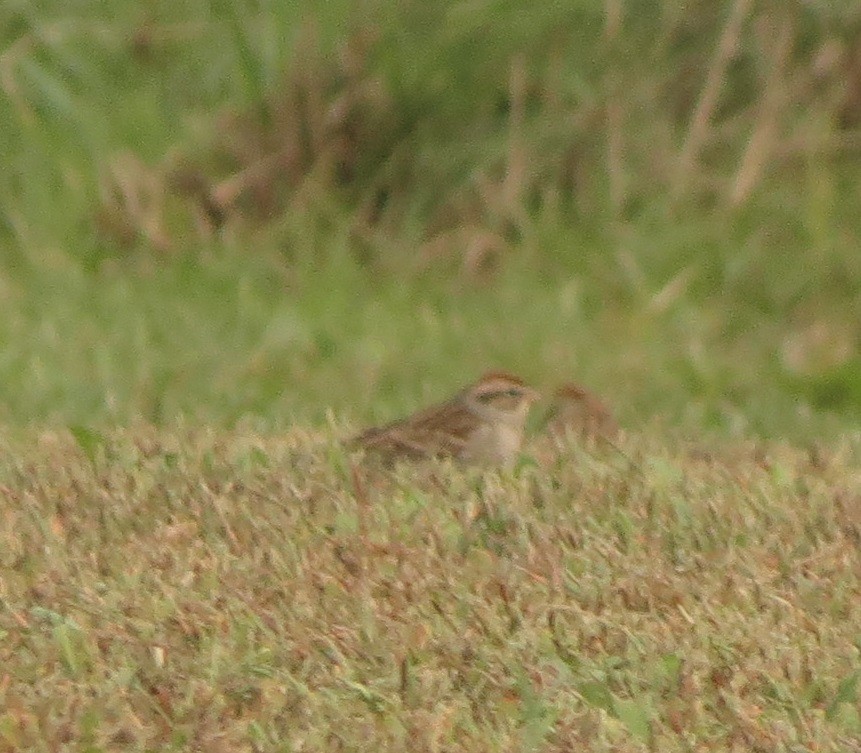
[507,388,521,397]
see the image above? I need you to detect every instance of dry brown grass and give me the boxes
[1,426,859,751]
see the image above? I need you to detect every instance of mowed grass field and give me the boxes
[1,427,860,751]
[3,0,861,750]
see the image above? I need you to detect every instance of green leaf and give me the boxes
[647,457,683,489]
[343,680,388,713]
[69,425,105,465]
[514,453,539,475]
[53,623,81,677]
[30,606,74,626]
[836,671,860,703]
[829,701,861,733]
[657,653,682,690]
[249,447,270,468]
[613,696,652,743]
[612,510,635,551]
[578,680,614,713]
[0,712,21,748]
[827,671,859,720]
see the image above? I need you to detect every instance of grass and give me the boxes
[2,1,861,438]
[3,1,861,749]
[0,232,858,443]
[1,428,860,751]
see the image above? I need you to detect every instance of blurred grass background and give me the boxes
[2,0,861,439]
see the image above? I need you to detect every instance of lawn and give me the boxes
[2,1,861,750]
[1,428,859,751]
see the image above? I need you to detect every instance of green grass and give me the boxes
[2,1,861,438]
[1,229,857,442]
[1,428,859,751]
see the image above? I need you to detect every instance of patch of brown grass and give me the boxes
[0,427,859,751]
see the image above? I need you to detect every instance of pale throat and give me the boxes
[461,396,529,464]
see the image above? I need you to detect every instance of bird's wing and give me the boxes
[351,399,474,460]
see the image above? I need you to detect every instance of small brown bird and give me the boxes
[543,383,620,442]
[350,372,541,466]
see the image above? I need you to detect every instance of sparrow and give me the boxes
[543,383,620,441]
[349,372,541,466]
